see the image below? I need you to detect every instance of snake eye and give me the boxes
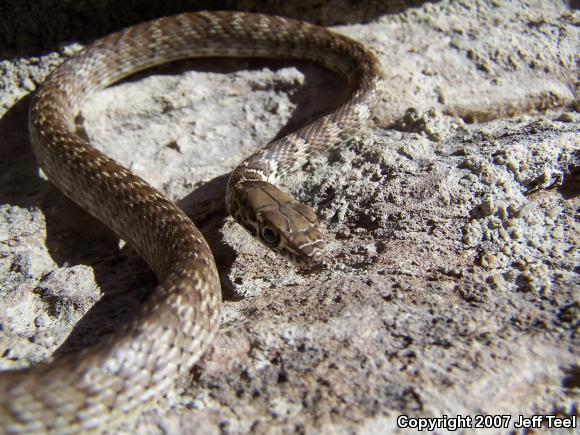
[261,226,279,245]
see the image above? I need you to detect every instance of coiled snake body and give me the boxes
[0,11,384,433]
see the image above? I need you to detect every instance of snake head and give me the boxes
[230,181,324,265]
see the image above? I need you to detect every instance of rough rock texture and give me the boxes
[0,1,578,434]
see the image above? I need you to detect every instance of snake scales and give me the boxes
[0,11,384,433]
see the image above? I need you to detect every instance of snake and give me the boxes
[0,11,384,433]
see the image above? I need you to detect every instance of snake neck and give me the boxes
[226,165,266,227]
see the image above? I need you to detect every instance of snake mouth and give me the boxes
[283,238,325,265]
[309,246,324,263]
[298,239,325,261]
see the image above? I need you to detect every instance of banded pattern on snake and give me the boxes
[0,11,384,433]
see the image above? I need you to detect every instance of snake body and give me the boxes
[0,11,384,433]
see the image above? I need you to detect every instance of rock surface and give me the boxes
[0,1,578,433]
